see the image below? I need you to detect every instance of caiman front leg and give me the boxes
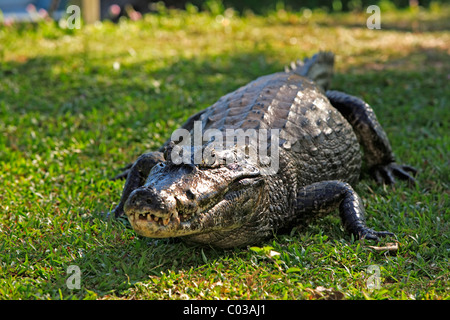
[111,151,164,218]
[110,109,208,218]
[326,90,417,185]
[296,180,394,241]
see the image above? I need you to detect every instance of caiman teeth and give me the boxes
[129,211,178,226]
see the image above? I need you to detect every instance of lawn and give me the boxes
[0,3,448,300]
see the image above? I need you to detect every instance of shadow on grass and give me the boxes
[0,49,279,115]
[57,218,235,298]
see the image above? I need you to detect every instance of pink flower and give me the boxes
[38,8,48,18]
[26,4,36,12]
[109,4,121,16]
[129,11,142,21]
[4,17,14,26]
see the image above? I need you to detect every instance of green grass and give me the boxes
[0,4,449,300]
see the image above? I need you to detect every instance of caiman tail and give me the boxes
[285,51,335,91]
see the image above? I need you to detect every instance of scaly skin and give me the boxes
[111,52,416,248]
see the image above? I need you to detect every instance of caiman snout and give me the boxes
[124,187,177,226]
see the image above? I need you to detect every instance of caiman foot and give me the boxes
[111,163,133,181]
[110,151,165,219]
[296,181,396,242]
[357,227,395,241]
[371,162,417,186]
[109,204,125,218]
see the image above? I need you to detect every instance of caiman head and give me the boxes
[123,142,266,247]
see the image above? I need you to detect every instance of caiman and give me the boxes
[111,52,416,248]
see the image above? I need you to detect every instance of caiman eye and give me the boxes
[185,189,196,200]
[201,149,217,167]
[227,163,240,170]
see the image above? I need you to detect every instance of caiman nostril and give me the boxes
[126,188,156,209]
[125,186,177,219]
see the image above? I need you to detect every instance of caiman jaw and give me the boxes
[123,173,262,238]
[123,186,185,236]
[126,199,210,230]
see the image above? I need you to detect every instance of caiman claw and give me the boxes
[359,228,396,241]
[371,162,417,186]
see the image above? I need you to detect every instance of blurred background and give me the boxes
[0,0,446,23]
